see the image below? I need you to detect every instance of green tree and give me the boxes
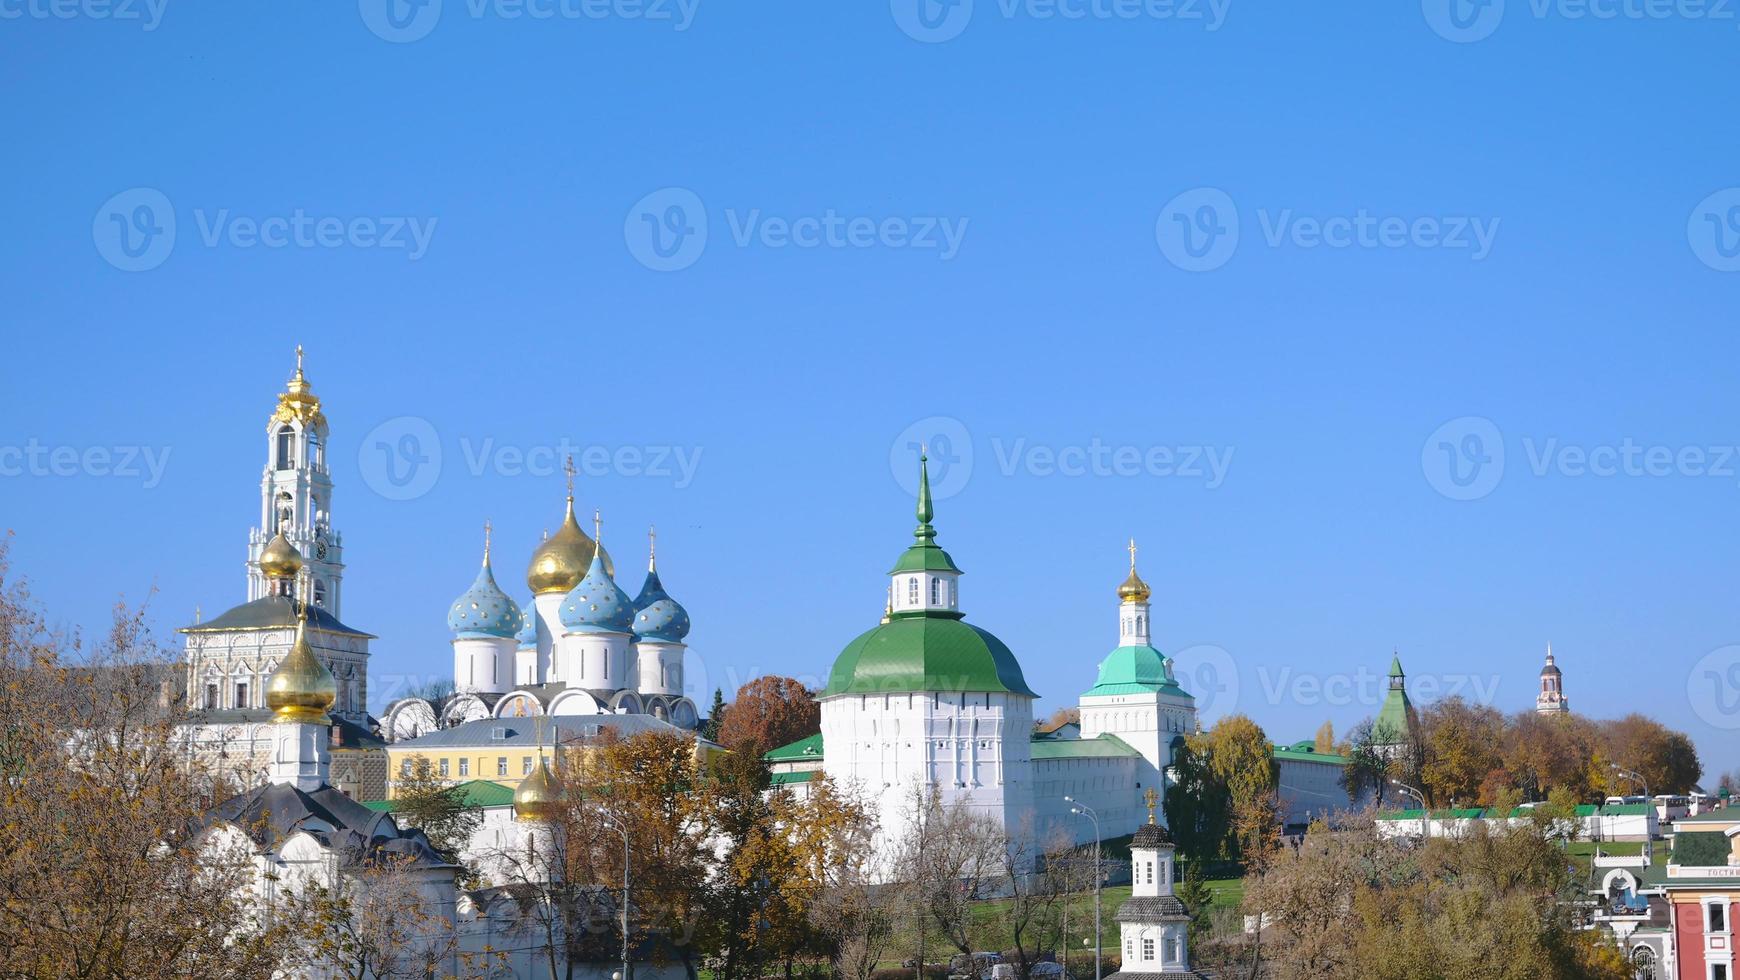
[702,686,726,741]
[389,756,482,864]
[1164,733,1230,863]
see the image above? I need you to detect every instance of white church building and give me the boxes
[775,453,1200,859]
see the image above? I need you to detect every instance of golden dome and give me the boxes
[1117,568,1152,603]
[266,618,337,725]
[526,497,613,594]
[259,531,304,580]
[514,756,563,821]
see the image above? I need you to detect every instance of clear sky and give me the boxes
[3,0,1739,779]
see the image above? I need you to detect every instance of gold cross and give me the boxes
[295,344,304,371]
[1128,537,1138,571]
[1144,786,1159,823]
[563,455,576,496]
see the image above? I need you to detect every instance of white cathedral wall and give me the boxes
[1078,690,1194,789]
[453,636,515,695]
[553,630,631,691]
[819,690,1035,871]
[635,641,685,698]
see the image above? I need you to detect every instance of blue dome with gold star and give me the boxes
[633,566,690,642]
[447,557,523,638]
[560,545,635,633]
[516,599,538,647]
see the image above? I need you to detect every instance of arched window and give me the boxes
[1136,615,1145,633]
[307,428,322,467]
[929,578,940,604]
[908,577,919,604]
[313,580,327,608]
[275,425,295,470]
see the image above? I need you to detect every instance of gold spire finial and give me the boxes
[1128,537,1138,572]
[563,455,576,499]
[1117,538,1152,603]
[1144,787,1159,824]
[295,344,304,376]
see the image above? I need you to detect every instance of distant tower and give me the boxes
[1536,643,1569,715]
[248,348,344,616]
[1374,653,1417,752]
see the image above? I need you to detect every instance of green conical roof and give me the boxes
[1374,652,1415,744]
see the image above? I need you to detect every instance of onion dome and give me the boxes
[559,516,635,633]
[527,492,613,595]
[514,755,562,821]
[447,525,523,638]
[516,601,538,647]
[632,530,690,642]
[266,615,337,724]
[1117,537,1151,602]
[258,531,304,580]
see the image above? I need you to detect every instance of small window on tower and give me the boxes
[314,580,327,608]
[908,577,920,603]
[1142,939,1155,961]
[929,578,940,604]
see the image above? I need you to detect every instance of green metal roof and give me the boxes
[1082,645,1193,700]
[1373,657,1414,745]
[763,732,824,762]
[1272,743,1351,765]
[1029,733,1140,760]
[1670,830,1731,867]
[770,770,821,785]
[362,779,516,812]
[824,613,1036,697]
[1673,808,1740,824]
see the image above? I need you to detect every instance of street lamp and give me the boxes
[1390,779,1428,838]
[602,813,631,980]
[1063,796,1102,980]
[1610,763,1653,865]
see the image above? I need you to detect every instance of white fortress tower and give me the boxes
[247,347,344,616]
[818,453,1037,870]
[447,523,521,695]
[1078,540,1197,798]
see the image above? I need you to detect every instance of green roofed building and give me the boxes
[1373,653,1417,750]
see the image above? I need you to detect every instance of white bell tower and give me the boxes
[247,347,344,616]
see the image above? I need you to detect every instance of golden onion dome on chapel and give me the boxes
[259,531,304,580]
[526,496,613,594]
[513,755,563,820]
[266,617,338,725]
[1117,538,1151,603]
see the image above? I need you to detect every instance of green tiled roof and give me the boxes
[770,770,820,785]
[1673,808,1740,824]
[362,779,516,812]
[1670,830,1731,867]
[1029,733,1140,760]
[764,733,824,762]
[1082,645,1193,700]
[824,614,1036,698]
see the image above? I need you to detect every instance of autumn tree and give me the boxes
[1164,732,1231,863]
[0,541,295,979]
[715,675,820,757]
[1208,715,1282,867]
[1313,720,1335,754]
[1417,696,1506,807]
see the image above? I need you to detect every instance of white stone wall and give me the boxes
[453,636,515,695]
[820,689,1034,870]
[1030,755,1142,846]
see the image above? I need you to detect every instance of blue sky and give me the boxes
[3,0,1739,778]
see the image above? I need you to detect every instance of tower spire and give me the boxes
[648,524,657,572]
[483,519,493,566]
[915,447,935,541]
